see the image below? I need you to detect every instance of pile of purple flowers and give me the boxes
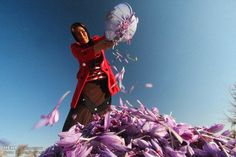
[40,102,236,157]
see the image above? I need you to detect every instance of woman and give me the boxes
[62,23,120,131]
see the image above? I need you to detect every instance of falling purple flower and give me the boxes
[33,91,70,129]
[145,83,153,88]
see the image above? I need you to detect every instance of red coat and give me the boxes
[70,35,120,109]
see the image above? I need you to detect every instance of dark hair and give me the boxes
[71,22,93,46]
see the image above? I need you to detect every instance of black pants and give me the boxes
[62,79,111,132]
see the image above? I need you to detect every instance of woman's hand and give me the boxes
[94,39,114,52]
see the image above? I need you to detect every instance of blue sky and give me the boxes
[0,0,236,148]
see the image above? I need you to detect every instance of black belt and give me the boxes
[81,93,111,114]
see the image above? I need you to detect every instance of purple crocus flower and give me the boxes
[34,91,70,129]
[104,112,111,131]
[202,142,223,157]
[207,124,224,133]
[163,114,176,128]
[221,130,231,137]
[165,146,187,157]
[132,138,151,149]
[39,96,236,156]
[99,146,117,157]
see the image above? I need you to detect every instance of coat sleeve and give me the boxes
[71,44,100,62]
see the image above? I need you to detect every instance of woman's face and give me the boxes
[73,26,89,44]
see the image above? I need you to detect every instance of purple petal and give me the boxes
[143,151,160,157]
[57,133,82,147]
[165,146,187,157]
[132,139,151,149]
[145,83,153,88]
[150,125,167,138]
[55,91,70,109]
[97,133,125,145]
[104,112,111,131]
[34,118,49,129]
[34,91,70,129]
[202,142,222,156]
[150,139,163,155]
[221,130,231,137]
[146,108,159,121]
[99,146,117,157]
[187,145,195,156]
[48,109,59,125]
[207,124,224,133]
[163,115,176,127]
[193,148,208,156]
[75,145,93,157]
